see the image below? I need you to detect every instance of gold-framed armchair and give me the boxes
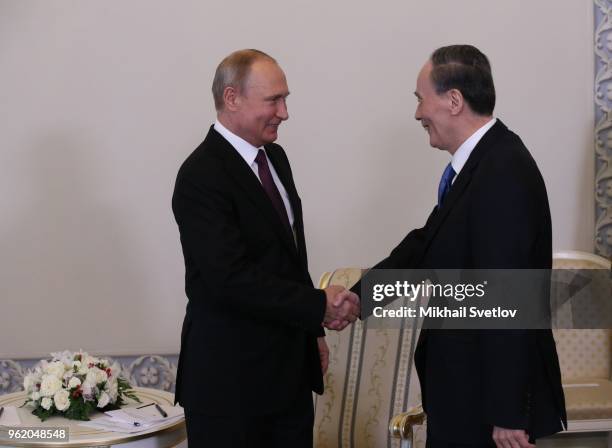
[315,251,612,446]
[315,268,426,448]
[552,250,612,436]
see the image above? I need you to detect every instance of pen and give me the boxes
[0,407,4,418]
[154,403,167,418]
[136,403,154,409]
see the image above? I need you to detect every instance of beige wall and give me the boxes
[0,0,594,358]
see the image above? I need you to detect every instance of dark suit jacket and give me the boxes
[172,126,326,416]
[358,120,567,443]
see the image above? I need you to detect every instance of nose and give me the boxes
[414,104,421,121]
[277,98,289,121]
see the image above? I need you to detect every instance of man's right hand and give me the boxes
[492,426,534,448]
[322,286,360,331]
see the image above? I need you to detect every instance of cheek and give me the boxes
[262,112,277,126]
[257,113,272,126]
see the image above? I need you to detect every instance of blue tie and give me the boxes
[437,162,456,206]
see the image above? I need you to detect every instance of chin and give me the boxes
[428,135,443,150]
[265,132,278,143]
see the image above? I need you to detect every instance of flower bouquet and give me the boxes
[23,351,140,421]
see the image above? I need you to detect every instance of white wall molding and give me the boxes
[595,0,612,257]
[0,355,178,396]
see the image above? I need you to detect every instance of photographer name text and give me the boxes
[373,306,517,319]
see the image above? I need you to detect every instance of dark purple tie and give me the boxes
[255,149,291,231]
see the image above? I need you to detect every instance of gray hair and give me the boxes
[212,49,276,111]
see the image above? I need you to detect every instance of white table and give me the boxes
[0,387,186,447]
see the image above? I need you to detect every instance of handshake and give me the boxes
[322,285,361,331]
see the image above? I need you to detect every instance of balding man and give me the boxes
[172,49,359,447]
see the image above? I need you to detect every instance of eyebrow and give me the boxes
[264,92,291,101]
[414,91,421,98]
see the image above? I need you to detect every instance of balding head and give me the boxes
[212,49,277,111]
[213,50,289,147]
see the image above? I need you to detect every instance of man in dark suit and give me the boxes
[360,45,566,447]
[172,49,359,448]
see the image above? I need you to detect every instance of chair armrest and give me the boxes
[389,404,426,445]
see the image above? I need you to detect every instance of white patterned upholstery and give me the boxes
[315,268,426,448]
[552,251,612,428]
[555,330,611,381]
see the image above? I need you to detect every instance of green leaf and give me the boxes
[63,396,96,421]
[32,407,55,422]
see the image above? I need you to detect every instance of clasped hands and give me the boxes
[322,285,360,331]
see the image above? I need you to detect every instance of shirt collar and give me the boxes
[214,119,261,167]
[451,118,496,176]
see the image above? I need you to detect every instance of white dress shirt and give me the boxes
[451,118,497,183]
[214,120,295,228]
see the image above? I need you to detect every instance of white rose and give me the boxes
[44,361,66,379]
[81,380,96,401]
[83,356,100,367]
[72,360,81,370]
[23,374,36,392]
[41,397,53,410]
[86,367,107,385]
[109,362,121,379]
[97,391,110,408]
[79,356,92,371]
[97,367,108,384]
[40,374,62,397]
[31,391,40,401]
[85,370,101,387]
[53,389,70,411]
[50,351,72,366]
[68,377,81,389]
[105,379,118,402]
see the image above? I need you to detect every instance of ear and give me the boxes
[223,86,241,112]
[448,89,464,116]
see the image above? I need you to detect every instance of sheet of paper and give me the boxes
[80,417,153,434]
[0,407,21,426]
[79,403,184,434]
[80,415,183,434]
[106,404,184,425]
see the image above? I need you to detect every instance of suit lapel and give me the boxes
[415,120,509,262]
[206,128,299,260]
